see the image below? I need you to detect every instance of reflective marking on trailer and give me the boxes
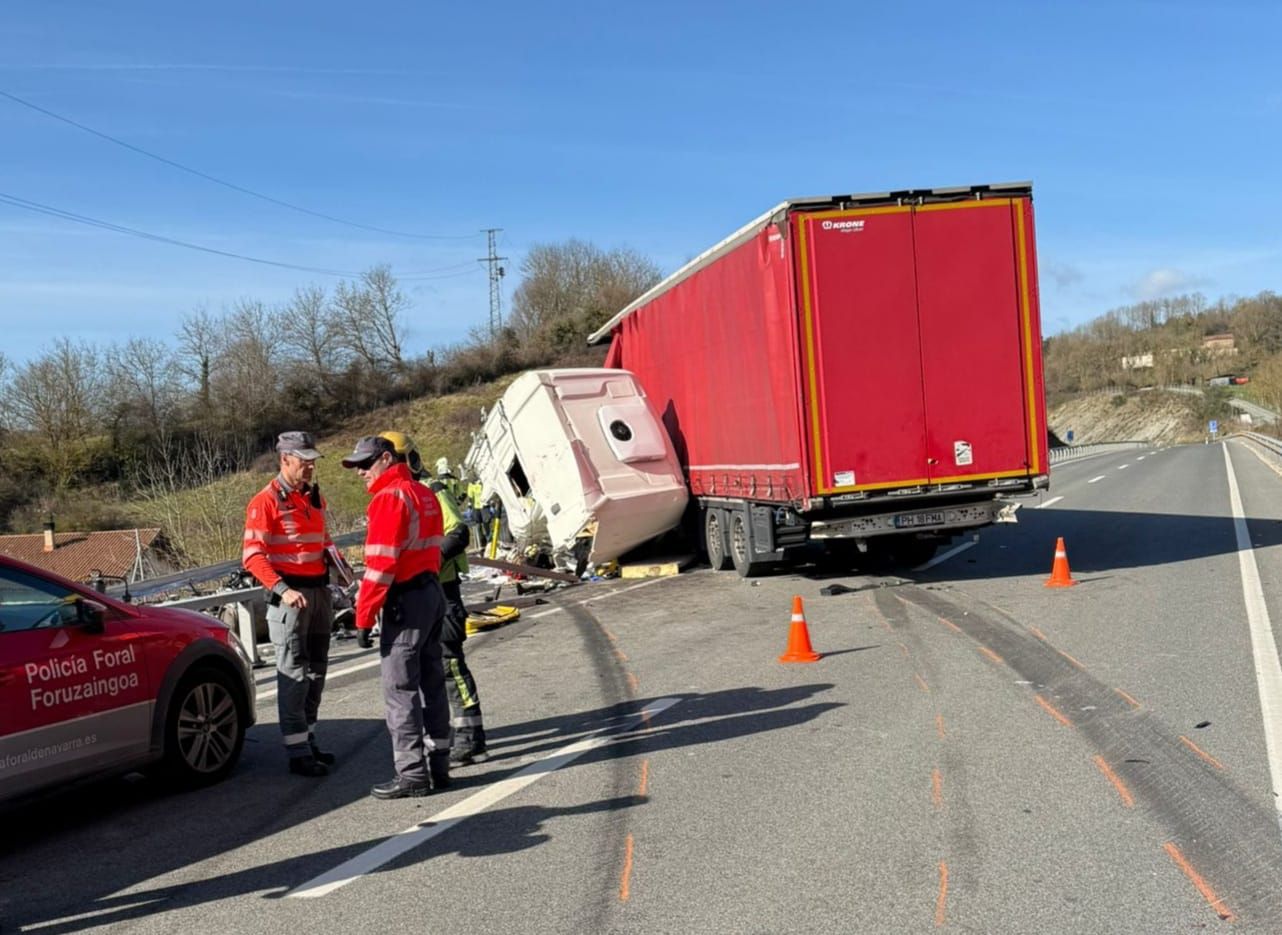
[287,697,682,898]
[1035,496,1064,509]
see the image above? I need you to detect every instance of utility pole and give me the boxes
[479,228,508,338]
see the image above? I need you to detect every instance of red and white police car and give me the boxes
[0,554,256,804]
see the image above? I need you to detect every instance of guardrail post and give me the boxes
[235,597,266,667]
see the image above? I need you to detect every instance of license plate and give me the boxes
[893,511,945,529]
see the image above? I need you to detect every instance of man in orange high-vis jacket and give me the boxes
[342,434,452,800]
[243,430,337,778]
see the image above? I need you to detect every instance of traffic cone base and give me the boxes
[779,595,822,663]
[1044,536,1077,588]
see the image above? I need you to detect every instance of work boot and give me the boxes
[288,755,328,777]
[430,767,452,790]
[449,746,488,767]
[371,777,431,799]
[309,744,336,766]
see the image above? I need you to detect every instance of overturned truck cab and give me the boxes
[464,369,689,573]
[588,182,1049,576]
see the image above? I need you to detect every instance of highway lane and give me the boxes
[5,441,1282,932]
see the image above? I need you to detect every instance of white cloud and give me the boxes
[1127,268,1210,301]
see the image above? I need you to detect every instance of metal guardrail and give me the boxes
[1239,431,1282,458]
[164,587,270,667]
[1049,441,1149,464]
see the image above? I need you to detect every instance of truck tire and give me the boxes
[161,666,248,788]
[705,509,732,571]
[729,511,771,578]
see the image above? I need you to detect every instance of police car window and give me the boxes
[0,567,81,633]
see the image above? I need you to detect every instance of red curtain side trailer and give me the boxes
[591,182,1048,576]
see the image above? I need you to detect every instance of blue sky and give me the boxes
[2,1,1279,364]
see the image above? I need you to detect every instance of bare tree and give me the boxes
[278,284,343,373]
[0,339,104,489]
[330,265,407,370]
[177,307,225,419]
[103,337,186,440]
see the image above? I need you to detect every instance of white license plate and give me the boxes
[893,511,945,529]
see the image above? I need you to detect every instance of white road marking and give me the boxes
[287,697,681,898]
[18,899,168,931]
[1087,476,1106,484]
[1117,464,1129,470]
[1222,444,1282,839]
[1035,496,1064,509]
[1136,456,1146,461]
[914,538,976,571]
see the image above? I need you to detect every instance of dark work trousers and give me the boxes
[379,578,451,782]
[441,577,487,756]
[266,585,332,760]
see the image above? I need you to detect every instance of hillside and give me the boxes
[1047,390,1208,446]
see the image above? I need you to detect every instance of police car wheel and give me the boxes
[162,667,248,786]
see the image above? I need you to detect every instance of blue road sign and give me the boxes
[1067,429,1074,443]
[1210,419,1219,434]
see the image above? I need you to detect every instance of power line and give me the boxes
[1,89,481,242]
[0,190,362,276]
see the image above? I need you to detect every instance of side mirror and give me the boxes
[77,598,107,634]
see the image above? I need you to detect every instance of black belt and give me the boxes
[267,573,330,606]
[387,570,437,595]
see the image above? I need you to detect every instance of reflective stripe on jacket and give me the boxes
[356,462,444,631]
[243,476,333,592]
[432,484,469,584]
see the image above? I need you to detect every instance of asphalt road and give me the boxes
[5,438,1282,933]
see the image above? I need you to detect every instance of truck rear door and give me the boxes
[793,196,1042,495]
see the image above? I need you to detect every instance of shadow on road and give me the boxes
[1,682,838,931]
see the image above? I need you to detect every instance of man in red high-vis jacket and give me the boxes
[342,434,452,800]
[243,430,337,777]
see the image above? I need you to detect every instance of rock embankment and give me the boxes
[1048,390,1204,446]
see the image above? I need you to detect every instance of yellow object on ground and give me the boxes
[466,605,521,636]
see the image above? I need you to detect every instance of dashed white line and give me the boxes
[1117,464,1129,470]
[1222,444,1282,840]
[287,697,681,898]
[1088,475,1106,484]
[1136,456,1146,461]
[1036,496,1064,509]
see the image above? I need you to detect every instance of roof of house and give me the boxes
[0,528,162,584]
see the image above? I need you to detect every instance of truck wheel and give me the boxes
[705,509,732,571]
[161,666,248,787]
[729,512,771,578]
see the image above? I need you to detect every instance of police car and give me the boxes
[0,554,256,804]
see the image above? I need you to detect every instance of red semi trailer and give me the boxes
[589,182,1048,576]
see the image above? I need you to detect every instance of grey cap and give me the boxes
[276,430,322,460]
[340,435,397,468]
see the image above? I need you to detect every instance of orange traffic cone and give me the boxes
[779,595,822,663]
[1044,537,1078,588]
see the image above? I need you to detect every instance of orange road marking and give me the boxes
[915,674,930,694]
[1092,755,1134,807]
[979,646,1004,666]
[898,642,911,658]
[1030,626,1048,641]
[638,759,650,797]
[619,834,635,902]
[1057,649,1085,670]
[1034,694,1073,727]
[931,768,943,809]
[1163,842,1235,922]
[1115,688,1142,709]
[935,714,946,739]
[937,616,963,635]
[613,648,629,663]
[626,672,640,693]
[1180,736,1226,770]
[876,612,894,633]
[602,627,618,643]
[934,861,949,927]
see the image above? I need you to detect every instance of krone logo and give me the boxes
[821,219,866,232]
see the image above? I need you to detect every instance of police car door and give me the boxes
[0,565,152,802]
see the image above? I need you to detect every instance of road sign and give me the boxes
[1067,429,1074,443]
[1209,419,1219,435]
